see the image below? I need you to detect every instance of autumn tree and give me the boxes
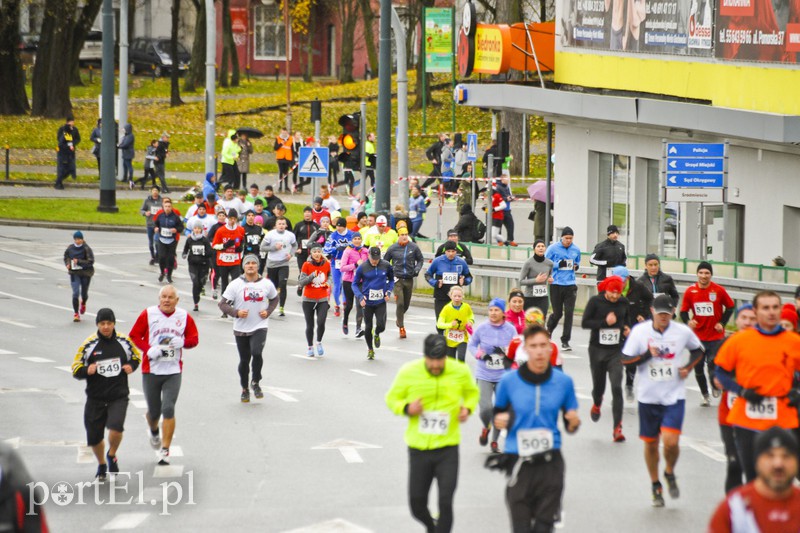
[0,0,29,115]
[219,0,240,87]
[184,0,206,92]
[169,0,183,105]
[32,0,79,118]
[335,0,360,82]
[359,0,377,76]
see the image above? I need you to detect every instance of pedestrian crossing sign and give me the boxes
[298,146,329,178]
[466,133,478,162]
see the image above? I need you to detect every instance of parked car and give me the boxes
[78,29,103,64]
[129,37,190,77]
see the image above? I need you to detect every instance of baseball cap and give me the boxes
[336,218,347,228]
[376,215,388,226]
[447,229,458,237]
[369,247,381,259]
[652,294,675,314]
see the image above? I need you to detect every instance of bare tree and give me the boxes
[335,0,360,82]
[496,0,525,175]
[184,0,206,92]
[0,0,30,114]
[68,0,103,85]
[219,0,240,87]
[303,4,317,82]
[359,0,377,76]
[31,0,78,118]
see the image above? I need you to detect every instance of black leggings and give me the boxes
[409,445,459,533]
[267,265,289,307]
[188,264,209,305]
[217,264,242,296]
[363,303,387,350]
[589,345,624,427]
[235,329,267,389]
[302,300,329,346]
[157,240,178,276]
[342,281,363,329]
[446,344,467,362]
[720,424,743,493]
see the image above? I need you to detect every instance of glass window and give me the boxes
[597,153,630,248]
[645,159,679,257]
[254,5,289,60]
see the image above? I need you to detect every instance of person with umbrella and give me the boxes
[237,130,255,189]
[527,180,555,243]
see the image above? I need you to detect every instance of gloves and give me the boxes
[502,356,514,370]
[465,323,473,336]
[558,259,567,269]
[481,354,493,362]
[492,346,507,357]
[147,346,163,359]
[169,337,185,349]
[181,253,188,260]
[484,453,517,475]
[336,243,348,251]
[212,244,223,250]
[787,388,800,408]
[741,388,765,404]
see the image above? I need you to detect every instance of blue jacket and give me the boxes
[425,254,472,300]
[545,241,581,286]
[408,195,427,221]
[495,182,513,212]
[323,229,356,263]
[118,124,134,160]
[353,260,395,306]
[202,173,218,203]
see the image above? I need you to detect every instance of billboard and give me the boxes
[715,0,800,62]
[425,8,454,73]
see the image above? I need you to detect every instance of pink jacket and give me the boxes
[340,245,369,283]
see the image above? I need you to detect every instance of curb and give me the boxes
[0,218,145,234]
[1,180,193,191]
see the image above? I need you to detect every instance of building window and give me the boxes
[254,4,289,60]
[597,153,630,248]
[645,159,679,257]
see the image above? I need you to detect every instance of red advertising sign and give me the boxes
[719,0,755,17]
[231,8,248,34]
[787,23,800,52]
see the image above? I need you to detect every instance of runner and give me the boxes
[506,289,527,334]
[216,185,245,217]
[298,243,332,357]
[63,230,95,322]
[545,227,581,352]
[140,186,162,265]
[708,427,800,532]
[153,197,184,284]
[637,254,679,305]
[364,215,399,254]
[519,239,553,317]
[488,325,580,532]
[185,203,215,238]
[181,222,213,312]
[323,218,355,318]
[436,286,474,362]
[71,308,140,480]
[714,290,800,482]
[434,229,474,265]
[385,227,425,339]
[589,225,627,281]
[385,334,479,533]
[129,286,200,465]
[469,298,518,453]
[425,241,473,334]
[353,247,394,360]
[294,207,320,296]
[260,216,297,317]
[211,209,246,316]
[611,265,653,403]
[207,207,229,300]
[506,309,562,371]
[242,210,265,271]
[621,294,705,507]
[219,254,279,402]
[340,233,368,337]
[581,275,630,442]
[680,261,735,405]
[310,197,331,224]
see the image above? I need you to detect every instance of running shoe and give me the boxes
[316,343,325,357]
[652,482,665,507]
[490,441,500,454]
[613,424,626,443]
[241,389,250,403]
[711,387,721,399]
[212,290,218,300]
[279,307,285,317]
[561,342,572,352]
[193,304,199,312]
[625,385,635,403]
[252,382,264,399]
[96,463,108,482]
[79,301,86,315]
[157,448,170,465]
[508,241,518,247]
[367,350,375,360]
[73,313,81,322]
[355,328,365,338]
[149,258,156,266]
[701,394,711,407]
[479,427,490,446]
[334,306,341,317]
[106,453,119,474]
[374,333,381,348]
[158,272,165,282]
[664,471,680,499]
[148,428,161,450]
[220,312,227,319]
[590,405,601,422]
[166,276,173,284]
[343,323,349,335]
[307,346,315,357]
[399,327,407,339]
[129,180,134,190]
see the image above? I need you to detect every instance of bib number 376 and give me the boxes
[419,412,450,435]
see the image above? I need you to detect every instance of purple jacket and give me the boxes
[467,320,517,382]
[340,245,369,283]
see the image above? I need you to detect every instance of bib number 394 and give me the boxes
[746,397,778,420]
[96,358,121,377]
[531,285,548,297]
[648,359,674,382]
[419,411,450,435]
[517,428,553,457]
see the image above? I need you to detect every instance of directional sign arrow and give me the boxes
[669,160,677,169]
[311,439,382,463]
[668,175,677,184]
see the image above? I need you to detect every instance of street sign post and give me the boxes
[663,187,726,203]
[466,132,478,162]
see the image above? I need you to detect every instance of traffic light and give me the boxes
[338,112,361,171]
[497,129,510,160]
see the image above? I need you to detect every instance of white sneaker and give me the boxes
[148,428,161,450]
[156,448,170,465]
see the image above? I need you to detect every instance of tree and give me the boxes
[411,0,437,110]
[359,0,377,76]
[31,0,78,118]
[169,0,183,106]
[335,0,360,82]
[184,0,206,92]
[0,0,30,115]
[219,0,240,87]
[303,4,317,82]
[67,0,103,86]
[496,0,525,175]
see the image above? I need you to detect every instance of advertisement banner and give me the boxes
[715,0,800,62]
[559,0,713,55]
[231,8,248,48]
[473,24,512,73]
[425,8,453,73]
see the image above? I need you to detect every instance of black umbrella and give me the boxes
[236,127,264,139]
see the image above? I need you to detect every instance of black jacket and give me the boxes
[294,220,320,254]
[182,236,213,267]
[425,140,443,163]
[637,271,680,306]
[454,205,480,243]
[155,140,169,164]
[57,123,81,157]
[590,238,627,281]
[384,242,425,279]
[624,278,654,324]
[72,330,140,401]
[581,294,630,348]
[243,223,264,255]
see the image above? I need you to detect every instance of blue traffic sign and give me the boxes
[298,146,329,178]
[466,133,478,162]
[666,173,723,188]
[666,157,724,172]
[666,143,724,158]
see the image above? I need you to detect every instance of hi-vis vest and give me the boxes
[275,137,294,161]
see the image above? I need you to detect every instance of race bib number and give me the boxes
[191,245,205,256]
[368,289,384,301]
[419,411,450,435]
[517,428,554,458]
[486,353,505,370]
[161,348,175,359]
[727,391,738,410]
[150,206,159,216]
[160,227,173,238]
[560,259,574,271]
[599,328,620,345]
[409,210,418,219]
[648,359,674,382]
[220,253,238,263]
[335,259,342,269]
[441,272,458,285]
[746,397,778,420]
[96,358,121,377]
[70,259,82,270]
[531,285,548,297]
[694,302,714,317]
[301,239,309,249]
[447,329,465,343]
[259,251,266,259]
[247,235,260,244]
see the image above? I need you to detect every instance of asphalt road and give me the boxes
[1,226,728,532]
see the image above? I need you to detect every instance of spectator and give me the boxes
[90,118,102,177]
[422,133,446,188]
[55,114,80,190]
[237,132,254,189]
[154,133,170,193]
[220,129,242,190]
[274,128,294,193]
[118,123,135,189]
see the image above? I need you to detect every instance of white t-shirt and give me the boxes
[186,214,215,237]
[217,198,246,217]
[222,276,279,333]
[622,320,703,406]
[322,197,341,212]
[260,229,297,266]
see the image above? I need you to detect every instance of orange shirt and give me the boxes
[715,328,800,430]
[301,259,331,300]
[211,225,246,267]
[708,483,800,533]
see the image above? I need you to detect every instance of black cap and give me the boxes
[96,308,116,324]
[754,426,799,459]
[314,196,324,204]
[254,199,264,206]
[697,261,713,275]
[652,294,675,314]
[443,241,458,251]
[561,226,574,237]
[447,229,458,237]
[264,185,273,191]
[369,246,381,259]
[227,209,239,218]
[336,218,347,227]
[424,334,447,359]
[607,224,619,235]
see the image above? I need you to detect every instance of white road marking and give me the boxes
[131,400,148,409]
[77,446,94,464]
[560,354,582,359]
[101,512,150,530]
[3,437,20,449]
[19,356,55,363]
[129,387,143,396]
[0,290,98,318]
[350,369,376,377]
[168,445,183,457]
[0,261,35,273]
[289,353,318,361]
[93,262,136,277]
[16,277,44,281]
[267,390,299,402]
[682,436,726,462]
[576,393,593,401]
[153,464,184,478]
[281,519,373,533]
[0,349,18,355]
[55,366,73,373]
[555,512,566,529]
[25,259,66,271]
[311,439,381,464]
[0,318,34,329]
